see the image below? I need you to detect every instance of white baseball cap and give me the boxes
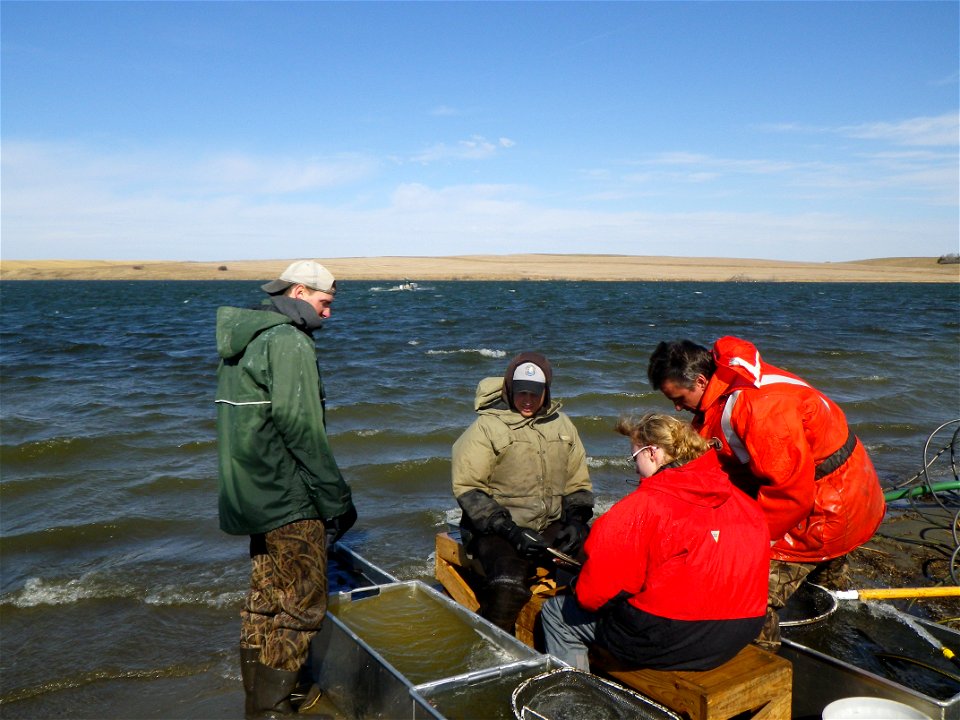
[513,362,547,384]
[261,260,336,294]
[512,362,547,394]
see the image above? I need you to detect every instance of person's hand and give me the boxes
[553,521,589,556]
[326,505,358,545]
[508,526,549,559]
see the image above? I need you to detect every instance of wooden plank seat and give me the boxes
[590,643,792,720]
[434,531,562,648]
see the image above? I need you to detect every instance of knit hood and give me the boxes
[501,351,553,412]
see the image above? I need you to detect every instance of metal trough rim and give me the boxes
[782,614,959,712]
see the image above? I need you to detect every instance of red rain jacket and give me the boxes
[695,336,885,563]
[576,450,769,621]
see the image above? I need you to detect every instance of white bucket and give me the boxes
[823,697,932,719]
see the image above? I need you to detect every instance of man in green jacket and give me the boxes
[452,352,593,633]
[216,260,356,718]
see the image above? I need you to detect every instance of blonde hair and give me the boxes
[615,412,711,465]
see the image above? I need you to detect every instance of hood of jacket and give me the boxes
[473,375,561,427]
[639,450,733,509]
[216,295,325,361]
[700,336,765,410]
[216,306,292,360]
[501,351,553,410]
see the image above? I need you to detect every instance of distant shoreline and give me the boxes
[1,255,957,283]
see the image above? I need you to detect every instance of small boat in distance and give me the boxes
[367,280,427,293]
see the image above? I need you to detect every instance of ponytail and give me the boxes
[616,412,710,465]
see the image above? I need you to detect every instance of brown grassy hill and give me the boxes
[1,255,957,282]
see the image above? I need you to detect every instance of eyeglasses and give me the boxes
[630,445,655,461]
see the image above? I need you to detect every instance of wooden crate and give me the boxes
[594,643,792,720]
[434,532,558,648]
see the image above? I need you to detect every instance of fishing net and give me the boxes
[511,667,681,720]
[779,583,838,627]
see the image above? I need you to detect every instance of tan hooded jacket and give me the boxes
[452,374,592,533]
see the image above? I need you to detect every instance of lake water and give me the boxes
[1,279,958,718]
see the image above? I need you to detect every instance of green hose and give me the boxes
[884,481,960,501]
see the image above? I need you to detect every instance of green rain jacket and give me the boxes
[215,305,353,535]
[452,376,592,533]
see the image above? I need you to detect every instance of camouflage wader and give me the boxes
[240,518,328,672]
[758,555,849,650]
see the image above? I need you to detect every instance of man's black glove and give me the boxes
[489,510,549,560]
[325,504,358,546]
[507,525,550,559]
[553,521,589,556]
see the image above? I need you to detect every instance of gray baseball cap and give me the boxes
[261,260,337,294]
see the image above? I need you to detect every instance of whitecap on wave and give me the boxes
[5,572,244,609]
[585,455,632,469]
[425,348,507,358]
[144,587,244,609]
[3,575,134,608]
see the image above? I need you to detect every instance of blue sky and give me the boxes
[2,1,957,262]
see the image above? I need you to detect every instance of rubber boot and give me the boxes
[480,576,532,634]
[251,661,299,718]
[291,683,325,715]
[239,646,260,718]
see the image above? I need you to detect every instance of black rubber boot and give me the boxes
[250,661,299,718]
[480,576,532,634]
[239,646,260,718]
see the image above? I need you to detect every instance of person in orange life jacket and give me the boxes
[452,353,593,634]
[539,413,769,671]
[647,337,885,650]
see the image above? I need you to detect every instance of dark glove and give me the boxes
[488,511,549,560]
[507,525,550,559]
[553,521,589,556]
[325,504,357,546]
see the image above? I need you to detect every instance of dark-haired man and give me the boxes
[648,336,884,649]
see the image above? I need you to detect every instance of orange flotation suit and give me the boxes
[694,336,885,563]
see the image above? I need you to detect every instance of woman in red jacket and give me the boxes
[647,336,886,649]
[539,413,769,671]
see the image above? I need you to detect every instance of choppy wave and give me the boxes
[1,517,211,553]
[425,348,507,358]
[0,660,218,705]
[3,570,244,610]
[3,575,140,608]
[585,455,632,470]
[0,431,209,469]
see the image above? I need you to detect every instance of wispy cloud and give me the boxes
[840,113,959,146]
[410,135,515,164]
[643,153,798,175]
[930,70,960,87]
[760,112,959,147]
[429,105,461,117]
[2,141,379,197]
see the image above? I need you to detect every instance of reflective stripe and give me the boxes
[214,399,272,406]
[728,352,762,385]
[760,374,830,411]
[758,373,809,388]
[721,374,836,467]
[721,390,750,464]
